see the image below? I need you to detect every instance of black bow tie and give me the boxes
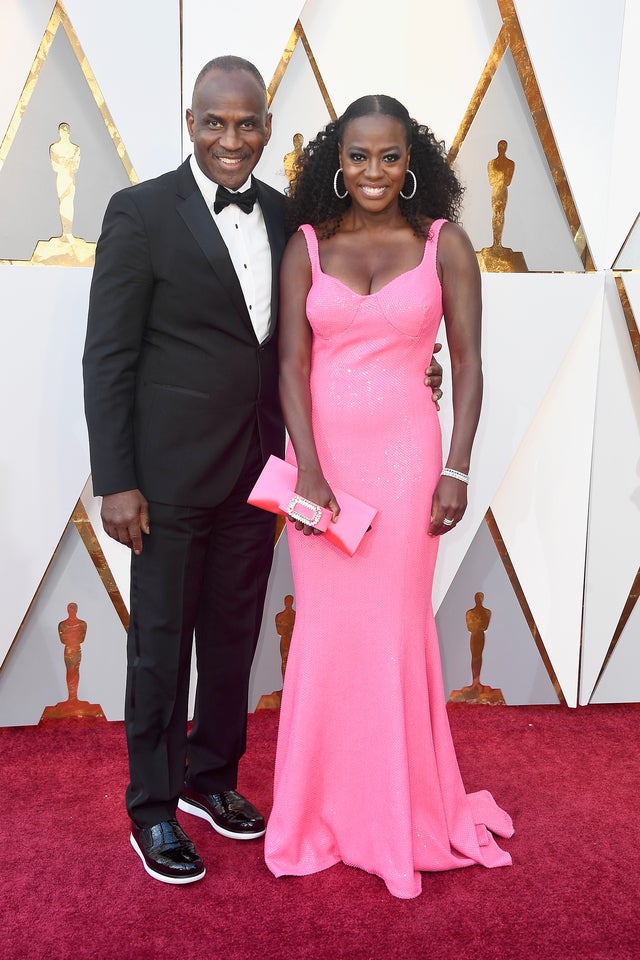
[214,183,258,214]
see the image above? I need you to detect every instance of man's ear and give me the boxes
[264,112,273,145]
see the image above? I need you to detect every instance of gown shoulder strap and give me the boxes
[298,223,321,280]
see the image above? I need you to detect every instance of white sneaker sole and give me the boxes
[177,797,266,840]
[129,832,205,884]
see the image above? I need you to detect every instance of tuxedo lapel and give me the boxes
[175,161,251,327]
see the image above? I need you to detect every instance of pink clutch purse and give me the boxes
[247,455,377,556]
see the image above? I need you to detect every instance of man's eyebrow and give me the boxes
[201,111,260,121]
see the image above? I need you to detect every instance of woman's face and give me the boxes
[338,114,410,210]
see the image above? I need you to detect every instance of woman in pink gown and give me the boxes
[264,95,513,899]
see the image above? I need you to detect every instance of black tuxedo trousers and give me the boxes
[125,428,277,825]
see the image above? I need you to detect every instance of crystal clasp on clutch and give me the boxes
[287,494,324,527]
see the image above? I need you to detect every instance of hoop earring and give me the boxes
[333,168,348,200]
[400,169,417,200]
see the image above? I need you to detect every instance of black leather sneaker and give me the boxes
[130,819,205,884]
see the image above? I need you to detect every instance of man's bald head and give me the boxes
[193,55,267,103]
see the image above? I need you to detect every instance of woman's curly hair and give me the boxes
[285,94,463,238]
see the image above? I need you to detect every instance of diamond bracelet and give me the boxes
[441,467,469,484]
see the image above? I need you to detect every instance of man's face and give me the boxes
[186,68,272,190]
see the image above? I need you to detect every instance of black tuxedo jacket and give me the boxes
[83,159,286,507]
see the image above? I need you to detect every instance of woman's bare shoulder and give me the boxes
[437,221,478,271]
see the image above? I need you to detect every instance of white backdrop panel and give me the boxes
[590,599,640,704]
[580,274,640,703]
[436,520,559,705]
[405,0,503,145]
[455,50,583,271]
[63,0,182,181]
[615,217,640,271]
[0,523,127,726]
[0,267,92,665]
[606,0,640,267]
[181,0,306,160]
[301,0,501,144]
[491,286,604,706]
[434,272,603,609]
[0,0,53,143]
[514,0,626,270]
[621,272,640,329]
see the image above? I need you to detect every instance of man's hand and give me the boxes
[101,489,150,555]
[425,342,443,409]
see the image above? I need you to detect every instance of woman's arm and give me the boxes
[428,222,483,536]
[278,231,340,532]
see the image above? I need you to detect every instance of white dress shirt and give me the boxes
[189,154,272,343]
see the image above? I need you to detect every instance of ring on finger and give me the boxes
[442,517,455,527]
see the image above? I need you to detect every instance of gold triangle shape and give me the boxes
[613,210,640,271]
[0,0,137,266]
[485,508,565,703]
[449,0,594,272]
[589,567,640,701]
[0,1,137,181]
[267,20,337,120]
[0,491,129,677]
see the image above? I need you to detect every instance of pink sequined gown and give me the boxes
[264,221,513,899]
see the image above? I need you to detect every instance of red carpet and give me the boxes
[1,704,638,960]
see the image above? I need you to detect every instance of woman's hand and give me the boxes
[428,475,468,537]
[424,341,443,410]
[290,468,340,536]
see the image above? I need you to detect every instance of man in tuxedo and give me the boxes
[83,56,285,884]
